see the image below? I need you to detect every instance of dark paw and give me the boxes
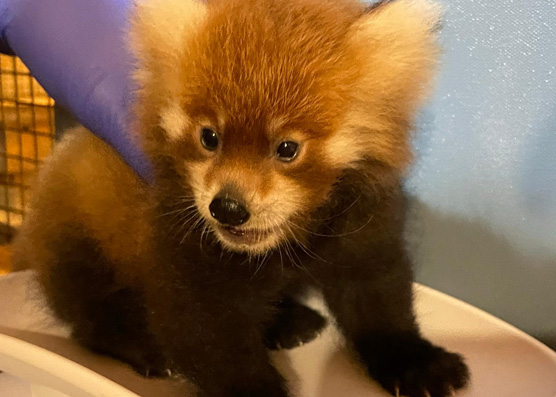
[103,344,172,378]
[126,353,172,379]
[357,333,470,397]
[79,335,171,379]
[264,299,327,350]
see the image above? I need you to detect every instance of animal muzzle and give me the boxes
[209,193,250,226]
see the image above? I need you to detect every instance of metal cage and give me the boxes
[0,55,55,246]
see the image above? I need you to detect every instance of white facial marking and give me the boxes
[160,101,189,140]
[187,162,307,254]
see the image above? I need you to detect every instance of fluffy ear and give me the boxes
[129,0,208,96]
[331,0,441,172]
[350,0,441,109]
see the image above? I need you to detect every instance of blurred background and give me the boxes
[406,0,556,349]
[0,0,554,349]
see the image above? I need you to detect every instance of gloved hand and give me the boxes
[0,0,152,180]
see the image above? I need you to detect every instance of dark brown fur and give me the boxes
[13,0,469,396]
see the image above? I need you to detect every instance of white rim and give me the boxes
[416,283,556,362]
[0,332,137,397]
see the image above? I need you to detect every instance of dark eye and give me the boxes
[276,141,299,162]
[201,127,218,151]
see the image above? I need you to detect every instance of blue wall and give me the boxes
[391,0,556,345]
[410,0,556,258]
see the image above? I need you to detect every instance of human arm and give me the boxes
[0,0,152,180]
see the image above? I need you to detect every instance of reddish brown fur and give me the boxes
[130,0,440,255]
[133,0,367,242]
[13,1,469,396]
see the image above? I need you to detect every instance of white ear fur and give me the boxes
[129,0,207,140]
[159,99,191,140]
[348,0,442,107]
[326,0,442,171]
[132,0,207,55]
[129,0,207,95]
[366,0,442,31]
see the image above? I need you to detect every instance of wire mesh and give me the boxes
[0,55,55,245]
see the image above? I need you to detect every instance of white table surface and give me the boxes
[1,270,555,397]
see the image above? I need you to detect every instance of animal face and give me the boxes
[167,112,347,254]
[130,0,440,254]
[160,61,354,253]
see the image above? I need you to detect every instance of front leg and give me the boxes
[321,255,469,397]
[264,297,327,350]
[144,266,289,397]
[313,176,469,396]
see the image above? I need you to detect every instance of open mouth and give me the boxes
[219,226,272,245]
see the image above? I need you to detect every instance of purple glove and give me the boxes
[0,0,152,180]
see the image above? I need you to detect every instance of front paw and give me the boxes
[101,344,172,379]
[356,332,470,397]
[264,299,327,350]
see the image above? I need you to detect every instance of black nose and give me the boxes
[209,197,250,226]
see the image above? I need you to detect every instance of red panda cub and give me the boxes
[13,0,469,396]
